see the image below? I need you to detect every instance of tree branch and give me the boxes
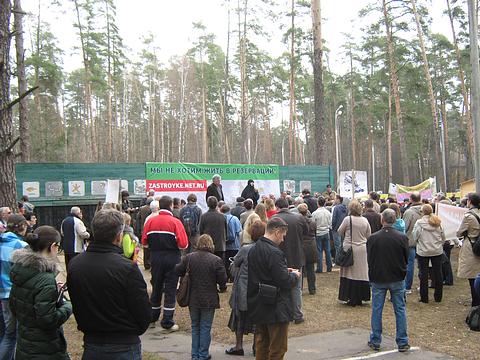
[0,137,20,155]
[3,86,38,111]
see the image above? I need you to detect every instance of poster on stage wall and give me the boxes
[146,163,280,211]
[339,171,368,199]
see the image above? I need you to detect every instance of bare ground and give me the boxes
[63,247,480,359]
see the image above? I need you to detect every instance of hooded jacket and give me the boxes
[241,180,260,206]
[403,204,422,247]
[413,215,446,257]
[9,248,72,359]
[332,203,347,232]
[0,232,28,299]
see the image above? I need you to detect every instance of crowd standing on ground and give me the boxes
[0,176,480,359]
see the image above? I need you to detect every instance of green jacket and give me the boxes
[9,248,72,360]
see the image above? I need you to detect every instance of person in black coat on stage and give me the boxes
[241,180,260,206]
[206,174,224,202]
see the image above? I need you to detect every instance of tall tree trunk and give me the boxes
[13,0,29,162]
[223,0,232,163]
[33,1,43,161]
[201,60,208,163]
[468,0,480,189]
[289,0,296,164]
[410,0,444,187]
[311,0,327,165]
[387,84,393,186]
[349,46,356,170]
[382,0,410,184]
[74,0,97,162]
[105,0,113,160]
[446,0,475,162]
[0,0,17,207]
[441,99,449,189]
[263,87,273,163]
[238,0,250,163]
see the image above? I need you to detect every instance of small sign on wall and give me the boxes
[283,180,295,194]
[23,182,40,198]
[91,181,107,196]
[299,181,312,192]
[134,180,146,195]
[68,181,85,197]
[45,181,63,197]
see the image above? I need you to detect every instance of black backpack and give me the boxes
[181,205,199,236]
[466,306,480,331]
[467,212,480,257]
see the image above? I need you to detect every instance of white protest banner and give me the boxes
[436,203,467,242]
[339,171,368,199]
[105,179,120,204]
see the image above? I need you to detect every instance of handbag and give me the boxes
[176,258,191,307]
[258,283,278,305]
[467,212,480,257]
[335,216,354,267]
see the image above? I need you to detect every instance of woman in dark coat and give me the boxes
[226,220,265,356]
[241,180,260,206]
[9,226,73,360]
[298,204,318,295]
[175,234,227,360]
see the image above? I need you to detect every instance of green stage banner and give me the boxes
[146,162,280,209]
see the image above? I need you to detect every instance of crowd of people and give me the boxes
[0,177,479,359]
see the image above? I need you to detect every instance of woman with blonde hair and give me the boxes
[242,203,267,245]
[264,198,277,219]
[337,199,372,306]
[175,234,227,360]
[413,204,446,303]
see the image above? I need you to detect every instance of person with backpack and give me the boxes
[220,205,242,282]
[457,192,480,307]
[179,194,202,252]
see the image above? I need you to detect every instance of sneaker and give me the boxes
[160,324,179,333]
[398,344,411,352]
[368,341,380,351]
[294,318,305,324]
[405,289,412,295]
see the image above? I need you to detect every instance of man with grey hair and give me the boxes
[366,208,410,353]
[145,200,160,224]
[68,209,151,359]
[206,174,224,202]
[61,206,90,268]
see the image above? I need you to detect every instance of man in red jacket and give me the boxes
[142,196,188,332]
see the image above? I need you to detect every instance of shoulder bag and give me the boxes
[335,216,354,267]
[467,212,480,257]
[177,258,191,307]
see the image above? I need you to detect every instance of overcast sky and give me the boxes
[22,0,449,76]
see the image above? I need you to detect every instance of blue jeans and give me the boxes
[316,234,332,272]
[82,342,141,360]
[189,307,215,360]
[0,299,16,360]
[370,281,409,348]
[332,231,343,261]
[405,248,416,290]
[292,271,303,321]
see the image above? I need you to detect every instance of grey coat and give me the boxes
[229,244,253,312]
